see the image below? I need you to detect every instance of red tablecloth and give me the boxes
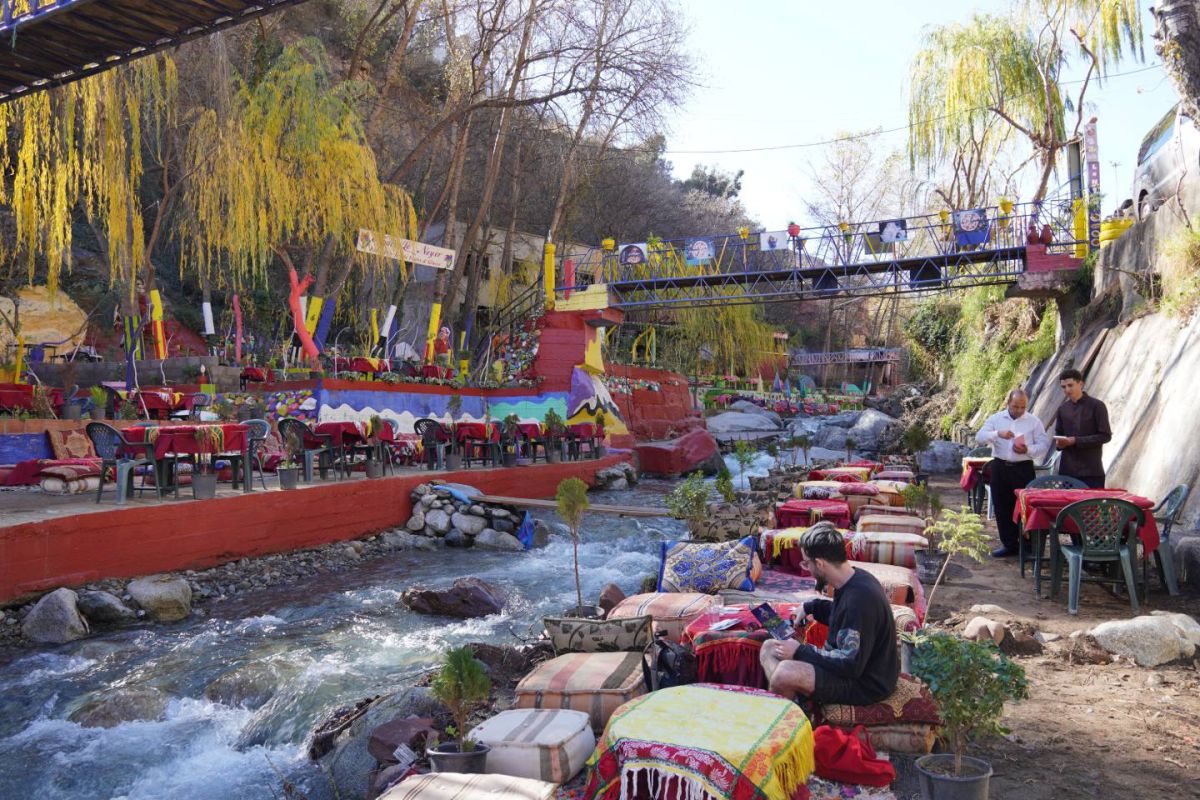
[420,365,455,380]
[334,356,391,374]
[959,457,991,491]
[682,603,818,688]
[0,384,63,413]
[118,388,192,417]
[1015,488,1159,552]
[776,498,852,530]
[123,423,249,460]
[240,367,274,383]
[455,422,499,444]
[567,423,597,439]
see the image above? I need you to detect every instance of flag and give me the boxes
[785,378,793,397]
[772,373,783,392]
[515,511,536,550]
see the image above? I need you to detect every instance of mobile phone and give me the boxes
[750,602,795,640]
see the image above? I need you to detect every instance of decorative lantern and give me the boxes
[601,237,615,251]
[787,221,800,237]
[938,209,950,223]
[999,197,1014,215]
[737,226,750,240]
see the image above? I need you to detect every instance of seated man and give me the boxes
[761,522,899,706]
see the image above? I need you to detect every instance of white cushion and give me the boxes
[469,708,595,784]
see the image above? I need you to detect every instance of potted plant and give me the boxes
[277,430,302,490]
[902,423,933,478]
[427,646,492,774]
[191,426,224,500]
[88,386,109,420]
[445,393,463,470]
[910,631,1029,799]
[543,408,565,463]
[715,464,736,504]
[919,507,990,618]
[667,471,711,539]
[556,477,600,617]
[500,413,521,467]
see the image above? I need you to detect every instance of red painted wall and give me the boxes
[0,454,630,604]
[607,364,703,442]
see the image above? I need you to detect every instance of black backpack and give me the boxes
[641,633,697,691]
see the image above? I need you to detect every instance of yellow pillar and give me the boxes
[13,336,25,384]
[148,289,167,360]
[1072,199,1088,258]
[543,242,556,310]
[369,308,380,352]
[305,296,325,335]
[425,302,442,364]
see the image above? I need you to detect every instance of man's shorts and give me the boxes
[811,665,879,706]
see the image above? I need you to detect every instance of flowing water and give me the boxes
[0,482,686,800]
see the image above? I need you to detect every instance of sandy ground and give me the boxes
[918,475,1200,800]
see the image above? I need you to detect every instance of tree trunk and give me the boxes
[1155,1,1200,120]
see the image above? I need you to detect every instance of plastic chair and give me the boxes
[278,417,333,482]
[1149,484,1188,596]
[414,418,450,470]
[1020,474,1088,593]
[239,419,271,490]
[86,422,162,505]
[965,447,992,519]
[1049,498,1143,615]
[1034,448,1062,478]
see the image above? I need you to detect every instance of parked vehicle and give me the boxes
[1131,103,1200,221]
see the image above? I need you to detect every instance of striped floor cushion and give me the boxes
[379,773,558,799]
[606,592,717,643]
[848,531,930,568]
[469,709,595,784]
[857,514,927,535]
[515,652,646,732]
[850,561,923,617]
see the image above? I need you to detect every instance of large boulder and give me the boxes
[1090,613,1200,666]
[450,512,487,537]
[70,687,169,728]
[919,440,966,473]
[76,590,137,625]
[636,428,723,477]
[473,529,524,551]
[401,577,507,618]
[22,588,90,644]
[844,409,900,452]
[204,662,289,710]
[729,400,783,428]
[127,575,192,622]
[424,509,452,535]
[706,411,781,435]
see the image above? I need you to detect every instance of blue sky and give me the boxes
[662,0,1175,228]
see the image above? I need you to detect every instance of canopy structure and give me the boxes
[0,0,310,102]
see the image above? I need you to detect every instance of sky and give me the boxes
[661,0,1177,229]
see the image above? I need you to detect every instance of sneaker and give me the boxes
[991,546,1017,558]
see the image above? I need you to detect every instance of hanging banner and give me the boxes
[618,243,648,265]
[879,220,908,243]
[1084,118,1101,251]
[357,229,455,270]
[685,238,714,265]
[201,301,215,336]
[759,231,790,251]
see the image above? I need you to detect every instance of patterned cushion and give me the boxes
[842,723,936,755]
[797,481,845,500]
[836,483,880,497]
[514,651,646,732]
[543,615,652,655]
[890,604,920,634]
[39,475,101,495]
[657,536,756,594]
[46,428,97,460]
[857,514,927,535]
[380,772,558,800]
[848,531,930,568]
[850,562,919,607]
[467,708,595,784]
[607,592,718,642]
[818,673,941,728]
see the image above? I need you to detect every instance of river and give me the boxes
[0,481,689,800]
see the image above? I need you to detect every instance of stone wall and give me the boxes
[30,357,242,392]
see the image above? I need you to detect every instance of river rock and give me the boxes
[204,662,284,709]
[70,687,169,728]
[404,508,425,531]
[608,477,629,491]
[1091,613,1200,666]
[919,440,966,473]
[127,575,192,622]
[419,494,437,508]
[706,411,781,434]
[729,400,783,428]
[21,588,90,644]
[598,583,626,616]
[533,520,552,548]
[636,429,723,477]
[492,518,515,534]
[76,590,136,625]
[444,529,468,548]
[382,531,439,551]
[401,577,507,618]
[844,409,899,452]
[424,509,451,535]
[963,616,1007,645]
[451,512,487,537]
[474,529,524,551]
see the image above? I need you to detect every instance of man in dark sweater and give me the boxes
[760,522,899,705]
[1053,369,1112,488]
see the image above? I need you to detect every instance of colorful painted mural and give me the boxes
[317,386,570,434]
[568,367,627,434]
[219,389,319,422]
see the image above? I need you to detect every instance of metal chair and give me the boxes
[86,422,162,504]
[1149,484,1188,596]
[278,417,333,481]
[1049,498,1143,615]
[1020,474,1088,593]
[414,418,450,470]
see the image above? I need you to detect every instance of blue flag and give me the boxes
[515,511,536,550]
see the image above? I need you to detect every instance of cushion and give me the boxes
[39,475,101,495]
[379,772,558,800]
[890,604,920,634]
[796,481,845,500]
[841,723,937,755]
[657,536,756,594]
[468,708,595,784]
[850,562,920,607]
[607,592,718,642]
[875,469,915,482]
[542,615,652,655]
[836,483,880,497]
[857,514,927,535]
[818,673,941,728]
[847,531,930,569]
[46,428,97,460]
[514,651,646,732]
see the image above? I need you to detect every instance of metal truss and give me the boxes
[791,348,904,367]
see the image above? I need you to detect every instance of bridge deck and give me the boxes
[0,0,309,102]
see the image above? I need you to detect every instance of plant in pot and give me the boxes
[910,631,1029,799]
[88,386,109,420]
[556,477,600,617]
[667,471,711,540]
[500,413,521,467]
[191,426,224,500]
[543,408,565,463]
[444,393,463,470]
[277,430,302,490]
[427,646,493,773]
[919,507,990,617]
[902,423,933,478]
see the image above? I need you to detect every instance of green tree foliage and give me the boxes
[666,471,710,526]
[556,477,590,609]
[679,164,743,199]
[430,646,492,751]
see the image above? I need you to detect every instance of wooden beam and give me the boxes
[468,494,667,518]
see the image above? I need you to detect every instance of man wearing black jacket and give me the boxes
[760,522,899,705]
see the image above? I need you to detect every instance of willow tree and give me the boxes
[178,42,417,362]
[909,1,1142,201]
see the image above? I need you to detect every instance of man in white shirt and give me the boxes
[975,389,1050,558]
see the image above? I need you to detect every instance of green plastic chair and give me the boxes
[1049,498,1143,615]
[1149,484,1188,596]
[1020,474,1087,595]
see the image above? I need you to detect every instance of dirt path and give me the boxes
[921,475,1200,799]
